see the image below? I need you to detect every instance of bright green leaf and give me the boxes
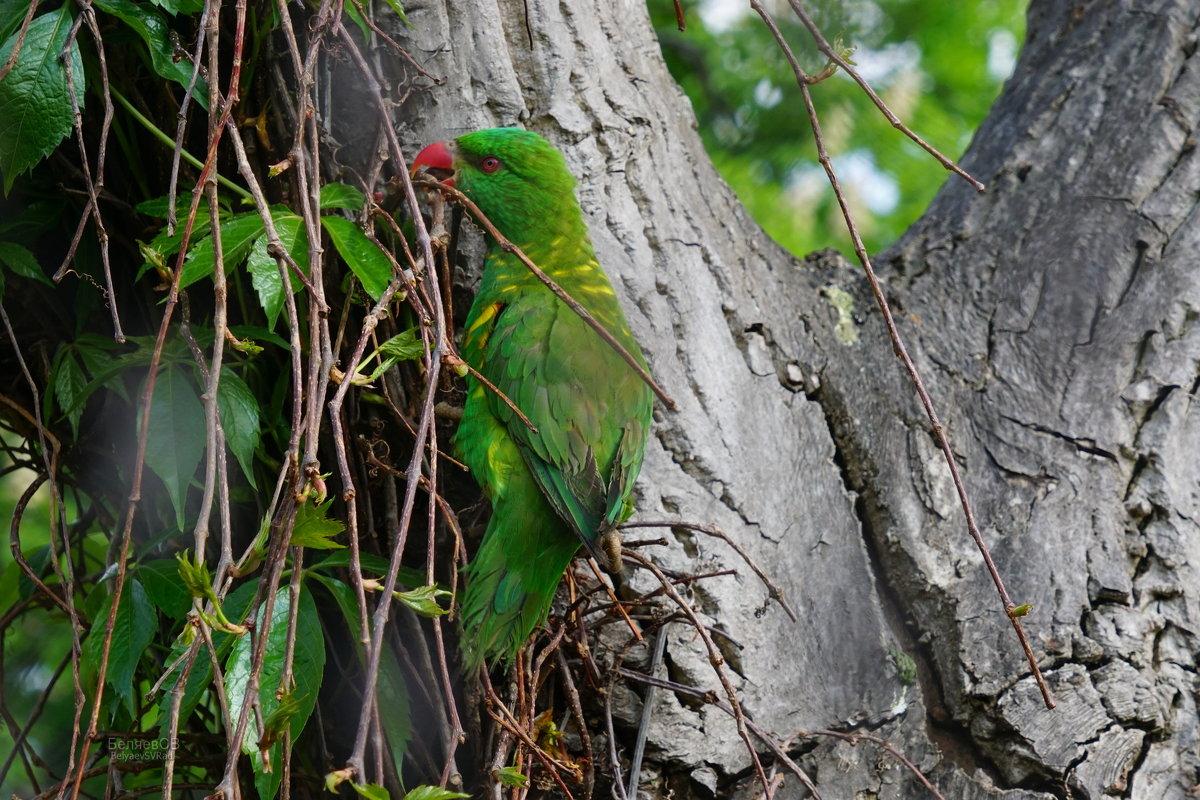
[146,0,205,14]
[401,786,470,800]
[394,585,451,618]
[225,585,325,800]
[246,213,306,329]
[92,0,208,106]
[216,369,261,489]
[342,3,372,45]
[0,7,84,193]
[379,0,409,27]
[50,348,87,436]
[143,367,206,530]
[290,500,346,549]
[0,240,51,285]
[320,182,366,211]
[181,211,267,289]
[378,327,425,361]
[135,195,175,218]
[321,215,392,300]
[81,580,156,719]
[495,766,529,788]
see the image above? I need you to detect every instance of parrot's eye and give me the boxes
[480,156,503,173]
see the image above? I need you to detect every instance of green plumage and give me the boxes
[442,128,653,670]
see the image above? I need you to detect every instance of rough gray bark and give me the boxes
[396,0,1200,797]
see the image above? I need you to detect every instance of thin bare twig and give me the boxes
[750,0,1053,709]
[620,520,798,622]
[623,550,773,797]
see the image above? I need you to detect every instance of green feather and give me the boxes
[448,128,654,669]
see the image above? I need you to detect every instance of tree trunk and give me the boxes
[398,0,1200,797]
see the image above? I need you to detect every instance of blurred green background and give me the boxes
[651,0,1027,256]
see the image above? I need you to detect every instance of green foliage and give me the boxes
[0,240,51,291]
[0,6,84,192]
[392,584,453,618]
[495,765,530,788]
[290,500,347,549]
[225,586,325,800]
[321,214,394,299]
[143,366,207,529]
[401,787,471,800]
[80,579,157,720]
[216,368,262,488]
[320,181,367,211]
[651,0,1026,255]
[92,0,209,104]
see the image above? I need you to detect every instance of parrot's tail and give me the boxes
[459,491,582,672]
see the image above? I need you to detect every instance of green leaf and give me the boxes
[307,573,412,772]
[136,559,193,620]
[143,366,206,530]
[378,327,425,361]
[401,786,470,800]
[341,3,372,45]
[0,1,29,43]
[146,0,205,14]
[17,544,51,602]
[321,215,392,300]
[225,585,325,800]
[0,240,51,285]
[308,574,363,641]
[135,196,175,218]
[181,211,266,289]
[379,0,410,27]
[157,578,259,735]
[320,182,366,211]
[394,585,451,618]
[0,7,84,193]
[216,369,261,489]
[495,766,529,788]
[379,647,412,775]
[290,500,346,549]
[50,347,87,437]
[92,0,208,106]
[246,213,307,330]
[81,580,157,719]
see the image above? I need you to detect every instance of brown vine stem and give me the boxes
[333,18,449,782]
[479,671,577,800]
[0,0,37,82]
[750,1,1054,709]
[412,177,677,412]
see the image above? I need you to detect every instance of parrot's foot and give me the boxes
[601,528,623,573]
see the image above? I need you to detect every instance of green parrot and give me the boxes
[412,128,654,670]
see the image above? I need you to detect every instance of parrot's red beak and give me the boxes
[412,140,456,186]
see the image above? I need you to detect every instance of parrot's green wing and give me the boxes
[476,281,651,560]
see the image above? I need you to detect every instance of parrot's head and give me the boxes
[412,127,585,246]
